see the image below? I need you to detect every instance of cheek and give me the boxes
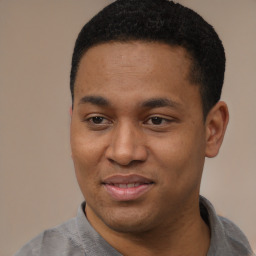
[151,129,205,182]
[71,121,106,164]
[71,136,102,202]
[70,127,101,181]
[151,134,191,165]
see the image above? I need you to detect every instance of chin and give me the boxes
[99,207,158,234]
[106,219,153,234]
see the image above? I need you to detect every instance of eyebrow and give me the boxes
[141,98,181,109]
[79,95,110,106]
[78,95,181,110]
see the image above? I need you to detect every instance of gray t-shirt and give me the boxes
[15,196,254,256]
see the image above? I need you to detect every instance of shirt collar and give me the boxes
[76,202,122,256]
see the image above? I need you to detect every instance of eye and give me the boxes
[90,116,105,124]
[84,116,112,131]
[146,116,170,125]
[83,115,113,130]
[150,117,165,125]
[86,116,112,125]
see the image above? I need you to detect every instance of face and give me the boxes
[70,42,208,234]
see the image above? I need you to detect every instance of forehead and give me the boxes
[74,41,198,105]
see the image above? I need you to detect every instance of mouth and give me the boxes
[102,174,154,201]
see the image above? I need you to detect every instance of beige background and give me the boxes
[0,0,255,255]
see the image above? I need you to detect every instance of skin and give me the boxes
[70,41,229,256]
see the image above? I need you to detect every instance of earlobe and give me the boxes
[205,101,229,158]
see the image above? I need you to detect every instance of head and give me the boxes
[69,0,229,243]
[70,0,226,119]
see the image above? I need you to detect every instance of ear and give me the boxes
[69,106,73,159]
[69,106,73,117]
[205,101,229,158]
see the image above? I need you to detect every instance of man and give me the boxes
[15,0,254,255]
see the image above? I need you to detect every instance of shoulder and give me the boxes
[200,196,254,256]
[218,216,254,255]
[14,218,84,256]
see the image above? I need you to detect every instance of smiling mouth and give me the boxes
[110,183,147,188]
[102,175,154,201]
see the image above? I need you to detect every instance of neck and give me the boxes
[86,202,210,256]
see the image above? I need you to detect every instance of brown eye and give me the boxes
[91,116,104,124]
[150,117,164,125]
[84,115,112,131]
[144,116,173,127]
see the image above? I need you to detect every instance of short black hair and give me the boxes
[70,0,225,118]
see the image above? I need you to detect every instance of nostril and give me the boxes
[105,145,136,166]
[105,128,148,165]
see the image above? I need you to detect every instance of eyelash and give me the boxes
[84,115,173,128]
[144,116,172,125]
[85,116,112,125]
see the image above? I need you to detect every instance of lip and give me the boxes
[102,174,154,201]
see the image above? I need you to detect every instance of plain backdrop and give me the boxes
[0,0,255,255]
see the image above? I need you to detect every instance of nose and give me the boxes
[105,122,148,166]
